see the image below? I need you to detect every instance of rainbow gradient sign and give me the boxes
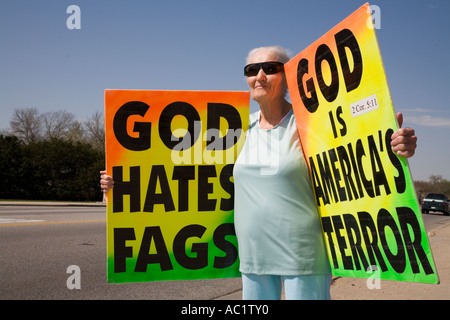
[105,90,249,283]
[285,3,439,283]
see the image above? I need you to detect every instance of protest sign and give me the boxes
[105,90,249,283]
[284,3,439,283]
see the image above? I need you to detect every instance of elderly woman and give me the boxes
[100,45,417,300]
[233,45,417,300]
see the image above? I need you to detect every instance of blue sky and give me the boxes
[1,0,449,180]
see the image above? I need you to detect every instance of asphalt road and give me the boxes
[0,205,241,300]
[1,204,447,300]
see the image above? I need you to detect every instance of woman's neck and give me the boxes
[258,99,292,129]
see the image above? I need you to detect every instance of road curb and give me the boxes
[0,201,106,207]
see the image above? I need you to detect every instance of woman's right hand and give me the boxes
[100,170,114,193]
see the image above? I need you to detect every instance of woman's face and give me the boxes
[246,49,287,104]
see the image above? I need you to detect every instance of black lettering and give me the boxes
[332,215,353,270]
[159,101,201,150]
[335,28,363,92]
[377,208,406,273]
[356,139,375,198]
[219,164,234,211]
[347,142,365,198]
[321,217,338,269]
[310,157,327,206]
[173,224,208,270]
[213,223,238,268]
[135,226,173,272]
[143,165,175,212]
[206,103,242,150]
[396,207,434,275]
[343,214,369,271]
[329,110,338,139]
[296,28,362,113]
[198,165,217,211]
[317,152,338,204]
[297,58,319,113]
[112,166,141,213]
[114,228,135,273]
[113,101,151,151]
[368,135,391,196]
[336,105,347,136]
[358,211,388,271]
[328,148,346,201]
[385,129,406,193]
[336,146,359,201]
[315,44,339,102]
[172,166,195,212]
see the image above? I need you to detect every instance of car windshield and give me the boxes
[427,193,446,200]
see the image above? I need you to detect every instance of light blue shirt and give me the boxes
[234,108,330,275]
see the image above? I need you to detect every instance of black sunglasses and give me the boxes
[244,61,284,77]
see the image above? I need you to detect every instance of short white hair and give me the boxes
[246,46,291,65]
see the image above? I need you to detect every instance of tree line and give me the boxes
[6,107,105,150]
[1,108,105,202]
[1,108,449,202]
[414,175,450,201]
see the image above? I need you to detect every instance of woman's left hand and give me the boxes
[391,112,417,158]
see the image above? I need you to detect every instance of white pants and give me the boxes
[242,273,332,300]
